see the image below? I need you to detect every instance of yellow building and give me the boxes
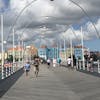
[0,52,8,60]
[7,45,38,61]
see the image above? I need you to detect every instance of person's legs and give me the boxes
[36,67,39,77]
[34,67,36,77]
[68,64,71,70]
[34,66,39,77]
[26,70,29,76]
[48,63,50,68]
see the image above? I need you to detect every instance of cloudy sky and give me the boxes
[0,0,100,51]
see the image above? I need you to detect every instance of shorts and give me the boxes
[47,63,50,66]
[34,67,39,72]
[26,70,30,72]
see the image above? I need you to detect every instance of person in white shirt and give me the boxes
[53,58,57,67]
[47,58,51,68]
[67,57,72,70]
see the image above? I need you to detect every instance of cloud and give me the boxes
[0,0,100,49]
[0,0,4,8]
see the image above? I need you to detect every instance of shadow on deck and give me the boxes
[0,68,24,98]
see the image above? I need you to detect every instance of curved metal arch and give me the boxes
[69,0,100,38]
[50,0,100,38]
[6,0,38,42]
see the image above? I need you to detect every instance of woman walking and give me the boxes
[34,57,40,77]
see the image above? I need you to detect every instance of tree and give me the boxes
[7,55,13,62]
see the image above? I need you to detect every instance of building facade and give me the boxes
[38,45,59,60]
[24,45,38,61]
[38,45,48,60]
[74,45,89,60]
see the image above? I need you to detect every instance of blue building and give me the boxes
[38,45,48,60]
[47,47,59,59]
[38,45,59,60]
[74,46,83,60]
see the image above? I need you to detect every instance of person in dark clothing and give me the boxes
[34,57,40,77]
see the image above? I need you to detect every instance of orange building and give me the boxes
[24,45,38,60]
[7,46,24,60]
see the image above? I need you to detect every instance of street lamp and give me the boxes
[12,28,15,73]
[1,14,4,79]
[63,38,66,61]
[69,37,73,68]
[81,27,85,70]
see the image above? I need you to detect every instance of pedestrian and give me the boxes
[67,57,72,70]
[24,61,31,76]
[40,59,43,64]
[57,58,61,67]
[53,58,57,67]
[47,58,51,68]
[34,57,40,77]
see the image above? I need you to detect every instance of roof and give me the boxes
[40,45,47,48]
[8,46,24,51]
[74,45,86,49]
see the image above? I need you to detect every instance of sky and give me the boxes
[0,0,100,51]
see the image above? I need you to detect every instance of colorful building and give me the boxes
[7,46,24,60]
[38,45,48,60]
[74,45,89,60]
[38,45,59,60]
[7,45,38,61]
[24,45,38,61]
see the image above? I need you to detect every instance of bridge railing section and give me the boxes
[61,59,100,74]
[76,60,100,73]
[0,61,25,80]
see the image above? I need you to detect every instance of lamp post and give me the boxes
[1,14,4,79]
[21,39,24,67]
[70,37,73,68]
[12,28,15,73]
[81,27,85,70]
[57,42,59,59]
[63,38,66,61]
[18,35,21,68]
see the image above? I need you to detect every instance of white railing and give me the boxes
[76,60,100,73]
[60,59,100,74]
[0,61,24,80]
